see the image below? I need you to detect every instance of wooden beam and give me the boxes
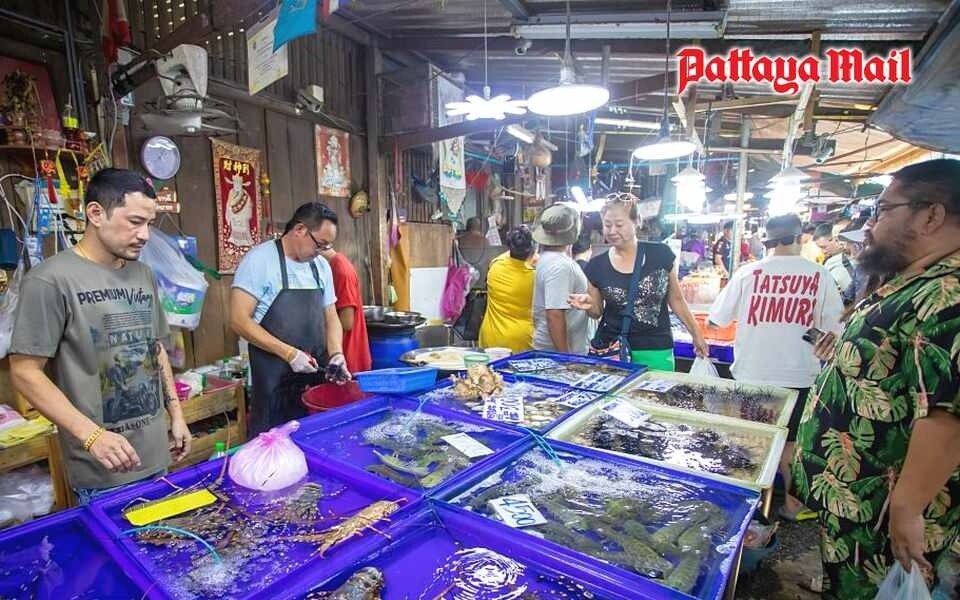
[802,31,821,134]
[694,95,801,113]
[609,71,677,102]
[154,13,213,54]
[498,0,531,19]
[366,43,389,304]
[384,113,528,151]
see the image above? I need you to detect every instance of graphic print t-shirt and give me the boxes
[709,255,843,387]
[584,242,675,351]
[11,252,171,489]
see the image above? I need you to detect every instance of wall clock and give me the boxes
[141,136,181,181]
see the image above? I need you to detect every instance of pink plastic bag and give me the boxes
[228,421,307,491]
[441,258,472,323]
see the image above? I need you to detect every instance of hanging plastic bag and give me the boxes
[0,264,23,359]
[690,357,720,378]
[441,240,474,324]
[228,421,308,491]
[874,563,932,600]
[139,226,208,330]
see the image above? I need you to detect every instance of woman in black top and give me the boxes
[568,196,708,370]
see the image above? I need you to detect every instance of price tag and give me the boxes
[557,390,601,409]
[572,371,623,392]
[601,399,651,428]
[442,433,494,459]
[480,396,524,424]
[489,494,548,528]
[632,379,678,393]
[508,358,559,372]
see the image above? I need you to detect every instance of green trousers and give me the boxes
[629,348,676,371]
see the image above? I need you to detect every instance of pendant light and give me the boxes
[445,0,527,121]
[632,0,697,161]
[526,0,610,116]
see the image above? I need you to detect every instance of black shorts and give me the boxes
[786,387,810,442]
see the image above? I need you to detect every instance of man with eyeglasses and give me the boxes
[230,202,348,435]
[793,159,960,598]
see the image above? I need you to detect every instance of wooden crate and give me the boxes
[176,381,242,424]
[0,434,47,472]
[179,422,243,468]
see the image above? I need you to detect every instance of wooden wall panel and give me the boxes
[287,118,317,207]
[264,110,294,227]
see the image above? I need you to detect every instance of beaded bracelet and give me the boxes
[82,426,105,452]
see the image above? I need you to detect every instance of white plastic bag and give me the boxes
[690,357,719,378]
[0,264,23,359]
[140,226,208,330]
[874,563,932,600]
[228,421,308,491]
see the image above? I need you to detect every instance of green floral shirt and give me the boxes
[795,250,960,589]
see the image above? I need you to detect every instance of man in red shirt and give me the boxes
[321,247,372,374]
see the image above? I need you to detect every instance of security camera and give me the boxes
[514,38,532,56]
[813,137,837,164]
[296,85,324,114]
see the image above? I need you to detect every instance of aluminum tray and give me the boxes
[547,397,786,491]
[617,370,798,429]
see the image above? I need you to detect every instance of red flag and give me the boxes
[102,0,131,65]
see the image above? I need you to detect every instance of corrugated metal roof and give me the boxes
[352,0,945,103]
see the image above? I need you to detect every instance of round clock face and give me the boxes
[141,136,181,181]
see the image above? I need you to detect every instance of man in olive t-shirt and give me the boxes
[10,168,191,501]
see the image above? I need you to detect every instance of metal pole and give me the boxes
[731,117,750,273]
[63,0,88,129]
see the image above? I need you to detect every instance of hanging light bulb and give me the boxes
[767,182,805,216]
[767,165,809,186]
[631,0,696,161]
[446,86,528,120]
[444,0,527,121]
[671,166,705,183]
[526,0,609,116]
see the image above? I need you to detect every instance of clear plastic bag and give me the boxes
[140,227,208,330]
[228,421,308,491]
[690,357,720,378]
[0,263,23,359]
[0,466,54,524]
[875,563,932,600]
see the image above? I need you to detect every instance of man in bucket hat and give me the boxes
[531,203,590,354]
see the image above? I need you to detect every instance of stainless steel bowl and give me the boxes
[384,310,422,325]
[364,305,388,322]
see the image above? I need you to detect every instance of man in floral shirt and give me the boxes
[794,159,960,599]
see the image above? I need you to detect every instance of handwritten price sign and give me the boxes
[489,494,548,528]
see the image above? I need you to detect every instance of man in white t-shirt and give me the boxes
[709,213,843,521]
[532,204,589,354]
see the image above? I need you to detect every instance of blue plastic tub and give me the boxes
[414,373,604,433]
[281,503,680,600]
[0,508,159,599]
[88,452,420,600]
[355,366,438,394]
[437,438,760,600]
[293,396,526,498]
[490,350,645,392]
[675,340,735,364]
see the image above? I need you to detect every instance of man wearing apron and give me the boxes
[230,202,349,436]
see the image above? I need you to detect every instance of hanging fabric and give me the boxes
[274,0,318,51]
[101,0,131,65]
[438,137,466,223]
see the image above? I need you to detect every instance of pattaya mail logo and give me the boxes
[676,47,912,95]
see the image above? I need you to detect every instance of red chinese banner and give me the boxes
[211,139,263,273]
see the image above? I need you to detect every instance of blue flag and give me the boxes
[273,0,317,51]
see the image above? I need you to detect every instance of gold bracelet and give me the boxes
[285,347,297,362]
[82,426,105,452]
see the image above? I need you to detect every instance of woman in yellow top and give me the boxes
[479,225,536,353]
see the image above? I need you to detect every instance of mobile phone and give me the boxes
[803,327,825,345]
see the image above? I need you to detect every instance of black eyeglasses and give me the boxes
[303,226,333,252]
[871,201,931,220]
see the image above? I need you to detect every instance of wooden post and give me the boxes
[731,118,750,274]
[365,42,388,304]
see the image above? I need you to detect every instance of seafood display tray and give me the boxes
[547,398,787,491]
[292,396,525,497]
[89,453,421,600]
[490,350,644,392]
[414,373,603,432]
[438,440,760,600]
[618,370,798,428]
[285,503,663,600]
[0,507,158,599]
